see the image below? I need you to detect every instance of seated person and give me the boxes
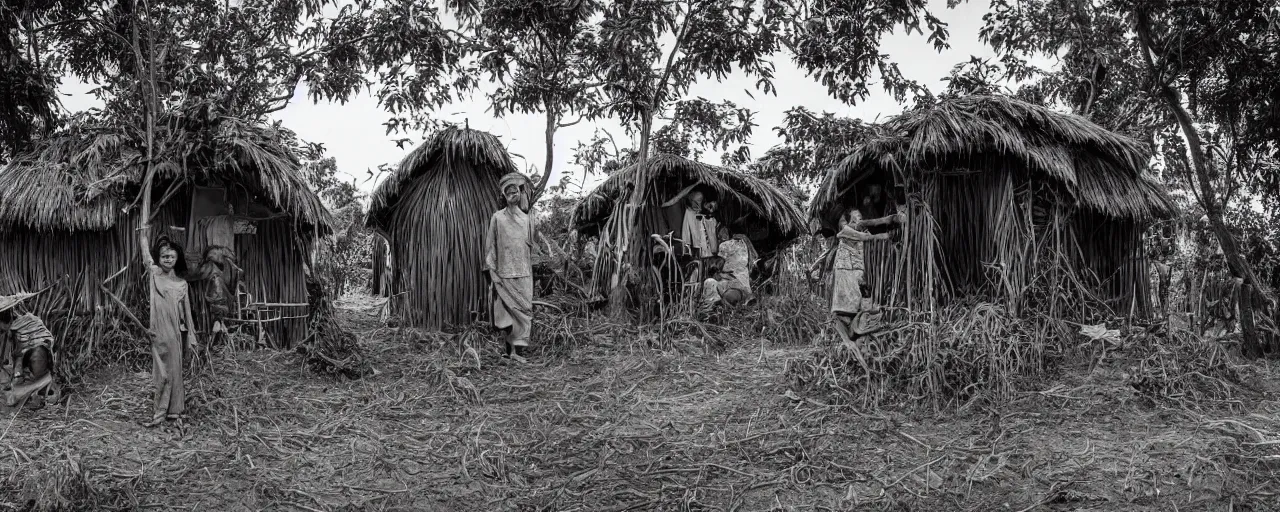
[1,307,59,406]
[697,256,751,319]
[713,224,758,301]
[191,245,238,339]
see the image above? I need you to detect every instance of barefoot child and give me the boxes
[139,231,198,426]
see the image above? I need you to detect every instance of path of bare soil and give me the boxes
[3,297,1279,511]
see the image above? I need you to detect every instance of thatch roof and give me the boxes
[571,154,807,246]
[366,126,518,232]
[0,117,334,234]
[810,95,1177,230]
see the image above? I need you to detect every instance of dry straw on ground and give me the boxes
[3,291,1278,511]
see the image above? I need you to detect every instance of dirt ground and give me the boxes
[3,296,1279,511]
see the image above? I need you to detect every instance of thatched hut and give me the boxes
[365,127,517,330]
[0,118,334,352]
[571,154,807,300]
[809,95,1178,317]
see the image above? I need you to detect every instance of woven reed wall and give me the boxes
[388,159,502,331]
[237,217,310,347]
[0,183,313,351]
[860,167,1154,319]
[0,194,187,375]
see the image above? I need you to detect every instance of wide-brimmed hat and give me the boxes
[0,292,37,313]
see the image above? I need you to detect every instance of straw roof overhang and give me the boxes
[365,127,518,233]
[571,154,807,244]
[0,118,335,234]
[810,95,1178,231]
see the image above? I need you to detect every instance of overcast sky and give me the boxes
[58,0,1052,200]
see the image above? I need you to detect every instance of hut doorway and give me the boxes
[176,184,310,348]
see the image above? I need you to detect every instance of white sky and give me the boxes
[57,0,1052,201]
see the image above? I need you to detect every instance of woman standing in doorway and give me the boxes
[823,207,903,369]
[140,228,197,427]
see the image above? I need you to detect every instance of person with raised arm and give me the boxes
[139,225,198,427]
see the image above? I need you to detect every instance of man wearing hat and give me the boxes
[484,172,536,363]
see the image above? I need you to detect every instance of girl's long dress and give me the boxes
[150,265,192,419]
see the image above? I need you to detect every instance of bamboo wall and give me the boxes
[235,216,310,347]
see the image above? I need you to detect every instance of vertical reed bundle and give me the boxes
[388,158,502,330]
[365,127,514,332]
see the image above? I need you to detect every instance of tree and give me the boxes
[978,0,1280,355]
[976,0,1158,136]
[0,0,74,161]
[784,0,950,106]
[588,0,790,165]
[748,106,870,194]
[450,0,607,203]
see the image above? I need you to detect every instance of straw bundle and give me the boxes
[298,272,371,379]
[365,127,515,331]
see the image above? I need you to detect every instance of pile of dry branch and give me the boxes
[296,273,373,379]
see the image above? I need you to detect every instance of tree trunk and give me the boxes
[604,111,656,319]
[637,114,653,164]
[531,108,557,204]
[1137,8,1274,356]
[134,3,157,242]
[1156,86,1272,354]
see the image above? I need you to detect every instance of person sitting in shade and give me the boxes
[662,182,718,260]
[699,224,760,316]
[484,172,536,363]
[0,298,60,407]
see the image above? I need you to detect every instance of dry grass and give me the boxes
[2,294,1278,511]
[785,303,1064,410]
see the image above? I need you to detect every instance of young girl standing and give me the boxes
[140,227,197,427]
